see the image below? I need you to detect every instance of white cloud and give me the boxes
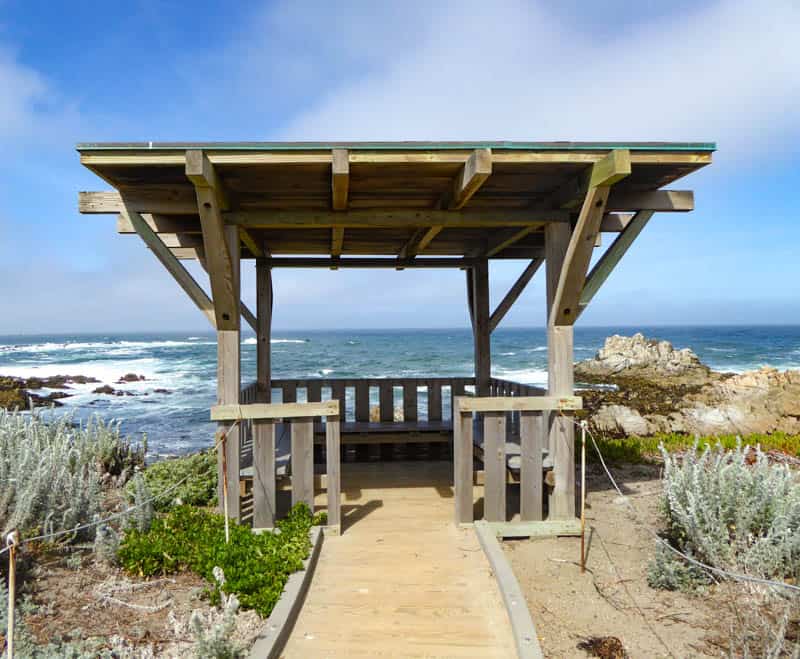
[0,46,47,138]
[272,0,799,159]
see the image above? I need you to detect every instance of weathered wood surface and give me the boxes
[252,420,276,529]
[211,401,339,421]
[256,261,272,403]
[282,461,516,657]
[520,412,544,522]
[483,412,506,522]
[455,395,581,413]
[291,419,314,510]
[472,260,491,396]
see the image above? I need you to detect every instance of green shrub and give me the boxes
[118,503,325,617]
[130,449,217,511]
[649,441,800,591]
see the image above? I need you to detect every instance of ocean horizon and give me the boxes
[2,325,799,458]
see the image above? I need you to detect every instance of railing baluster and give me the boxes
[483,411,506,522]
[428,381,442,422]
[252,419,276,529]
[325,414,341,532]
[291,419,314,510]
[403,379,417,422]
[520,411,543,521]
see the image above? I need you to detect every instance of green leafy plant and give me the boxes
[118,503,325,617]
[129,449,217,511]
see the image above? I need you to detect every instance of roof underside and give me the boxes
[78,142,713,261]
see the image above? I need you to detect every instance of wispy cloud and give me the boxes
[264,0,799,160]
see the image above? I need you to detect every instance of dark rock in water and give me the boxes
[153,388,172,394]
[117,373,146,383]
[92,385,116,395]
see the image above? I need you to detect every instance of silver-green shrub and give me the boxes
[650,440,800,589]
[0,410,144,540]
[189,568,245,659]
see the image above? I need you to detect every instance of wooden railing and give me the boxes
[242,377,475,425]
[453,395,582,526]
[212,401,342,533]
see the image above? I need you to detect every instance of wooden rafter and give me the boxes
[332,149,349,210]
[239,229,264,257]
[578,210,655,315]
[186,149,239,330]
[549,150,630,326]
[263,257,482,268]
[607,190,693,212]
[331,227,344,256]
[120,206,216,328]
[489,259,543,332]
[448,149,492,210]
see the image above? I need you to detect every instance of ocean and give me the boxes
[1,326,799,458]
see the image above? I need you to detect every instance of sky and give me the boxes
[0,0,798,333]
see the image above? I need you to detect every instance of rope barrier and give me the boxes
[565,414,800,594]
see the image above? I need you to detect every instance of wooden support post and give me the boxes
[403,380,417,422]
[520,412,544,521]
[252,420,276,529]
[379,382,393,422]
[325,415,341,532]
[256,260,272,403]
[454,406,474,525]
[216,231,241,521]
[472,259,491,396]
[483,412,506,522]
[428,381,442,422]
[291,419,314,510]
[545,223,575,520]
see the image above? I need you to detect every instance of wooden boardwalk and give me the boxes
[282,461,516,658]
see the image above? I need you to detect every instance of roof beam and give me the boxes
[186,149,239,330]
[332,149,349,210]
[448,149,492,210]
[228,208,567,229]
[578,210,655,316]
[238,228,264,257]
[550,150,630,325]
[264,257,480,269]
[489,258,542,333]
[120,206,216,328]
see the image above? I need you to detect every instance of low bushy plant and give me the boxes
[118,503,325,617]
[129,449,217,511]
[649,441,800,591]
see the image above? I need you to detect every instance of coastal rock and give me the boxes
[117,373,146,383]
[92,385,116,395]
[576,333,714,385]
[579,335,800,437]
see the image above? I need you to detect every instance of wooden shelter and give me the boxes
[78,140,713,531]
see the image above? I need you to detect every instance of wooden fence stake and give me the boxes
[580,421,587,573]
[6,530,19,659]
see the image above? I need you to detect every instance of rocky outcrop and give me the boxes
[578,335,800,437]
[0,374,102,410]
[576,333,714,385]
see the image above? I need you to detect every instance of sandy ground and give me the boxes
[504,464,731,658]
[23,553,263,656]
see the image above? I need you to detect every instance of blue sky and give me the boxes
[0,0,798,333]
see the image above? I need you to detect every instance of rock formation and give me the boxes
[578,334,800,437]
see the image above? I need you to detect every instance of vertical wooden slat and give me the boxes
[355,381,369,422]
[484,412,506,522]
[283,381,297,404]
[252,419,276,529]
[403,380,417,422]
[454,404,474,525]
[428,381,442,422]
[331,381,345,419]
[520,411,544,521]
[307,381,322,403]
[379,381,393,422]
[291,419,314,510]
[325,415,341,532]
